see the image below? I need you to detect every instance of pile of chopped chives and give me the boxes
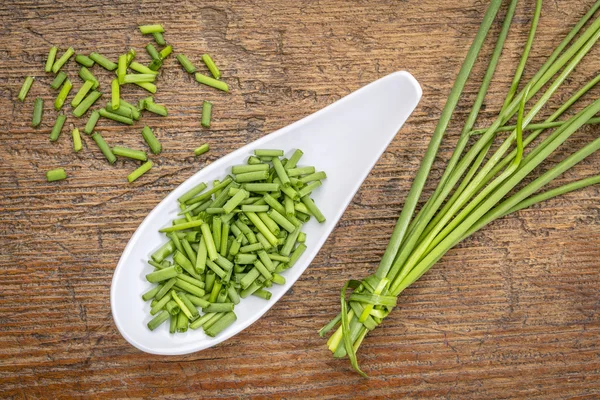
[143,148,327,335]
[17,23,228,183]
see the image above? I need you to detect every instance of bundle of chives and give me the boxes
[141,148,326,334]
[320,0,600,377]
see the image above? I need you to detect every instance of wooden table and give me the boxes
[1,0,599,397]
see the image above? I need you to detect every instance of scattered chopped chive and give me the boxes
[52,47,74,73]
[200,100,213,128]
[71,80,94,108]
[45,46,58,73]
[139,24,164,34]
[106,104,132,119]
[287,166,315,177]
[108,100,140,120]
[18,76,34,102]
[178,182,208,204]
[112,146,147,161]
[241,205,269,212]
[75,54,94,67]
[148,58,163,71]
[300,196,325,223]
[117,55,127,84]
[299,171,327,183]
[99,108,133,125]
[244,183,280,192]
[144,101,168,116]
[111,79,120,110]
[126,48,136,65]
[235,170,269,183]
[123,73,156,84]
[146,44,160,61]
[153,32,166,46]
[84,111,100,135]
[72,128,82,152]
[297,180,322,198]
[201,54,221,79]
[78,67,99,89]
[159,45,172,60]
[252,289,271,301]
[49,114,66,141]
[50,71,68,90]
[195,73,228,92]
[46,168,67,182]
[32,97,44,127]
[247,156,261,164]
[91,133,116,164]
[254,149,283,157]
[176,54,196,73]
[54,78,72,110]
[134,81,157,93]
[288,243,306,267]
[232,164,269,174]
[147,310,170,331]
[129,61,158,75]
[285,149,303,169]
[141,126,162,154]
[194,143,209,156]
[89,52,117,71]
[128,161,154,183]
[146,265,182,283]
[272,157,291,187]
[72,91,102,117]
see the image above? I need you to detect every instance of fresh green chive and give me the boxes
[117,55,127,84]
[195,73,228,92]
[54,78,73,109]
[18,76,34,102]
[134,81,157,93]
[123,74,156,84]
[52,47,74,73]
[75,54,94,67]
[71,80,94,108]
[194,143,209,156]
[50,71,68,90]
[148,58,163,71]
[299,171,327,183]
[153,32,166,46]
[72,128,82,152]
[300,196,325,223]
[202,54,221,79]
[91,132,116,164]
[287,166,315,177]
[111,146,146,161]
[244,183,280,192]
[201,100,212,127]
[89,52,117,71]
[72,91,102,117]
[99,108,133,125]
[284,149,303,169]
[45,46,58,73]
[297,180,321,198]
[126,48,136,65]
[111,79,120,110]
[78,67,99,89]
[176,54,196,73]
[46,168,67,182]
[144,101,168,116]
[141,126,162,154]
[32,97,44,127]
[254,149,283,157]
[49,114,66,141]
[128,161,154,183]
[146,44,160,61]
[129,62,158,75]
[159,45,172,59]
[84,111,100,135]
[139,24,164,34]
[147,310,170,331]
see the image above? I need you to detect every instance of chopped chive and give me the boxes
[91,132,116,164]
[201,100,212,127]
[288,243,306,267]
[235,170,269,183]
[107,100,140,120]
[287,166,315,177]
[126,48,136,65]
[146,265,182,283]
[129,61,158,75]
[153,31,166,46]
[147,310,170,331]
[142,285,163,301]
[52,47,74,73]
[200,223,219,261]
[32,97,44,127]
[178,182,207,204]
[254,149,283,157]
[72,91,102,117]
[54,79,72,110]
[89,52,117,71]
[159,45,172,59]
[46,168,67,182]
[150,292,172,315]
[144,101,168,116]
[297,180,322,198]
[176,54,196,73]
[111,79,120,110]
[272,157,291,188]
[148,58,163,71]
[252,289,272,301]
[212,216,222,253]
[139,24,164,34]
[241,205,269,212]
[117,55,127,84]
[128,161,153,183]
[285,149,303,169]
[165,300,180,315]
[134,81,157,93]
[247,156,261,165]
[18,76,34,102]
[195,73,228,92]
[49,114,66,141]
[78,67,99,89]
[194,143,209,157]
[268,209,296,233]
[232,164,269,174]
[201,54,221,79]
[299,171,327,183]
[98,108,133,125]
[244,183,280,192]
[300,195,325,223]
[45,46,58,73]
[245,212,279,246]
[112,146,147,161]
[50,71,68,90]
[84,111,100,135]
[72,128,82,152]
[123,73,156,84]
[223,189,249,214]
[146,44,160,61]
[70,80,94,108]
[75,54,94,67]
[297,231,307,242]
[141,126,162,154]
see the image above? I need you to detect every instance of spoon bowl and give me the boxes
[110,71,422,355]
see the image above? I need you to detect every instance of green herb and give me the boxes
[84,111,100,135]
[145,44,160,61]
[123,74,156,84]
[128,161,154,183]
[113,146,147,161]
[52,47,74,73]
[75,54,95,67]
[153,32,166,46]
[45,46,58,73]
[130,62,158,75]
[141,126,162,154]
[18,76,34,102]
[78,67,99,89]
[89,52,117,71]
[71,80,94,107]
[159,45,172,60]
[144,101,168,116]
[49,114,66,141]
[139,24,164,34]
[99,108,133,125]
[194,143,209,157]
[195,73,228,92]
[201,54,221,79]
[32,97,44,127]
[50,71,68,90]
[46,168,67,182]
[72,91,102,117]
[176,54,196,73]
[134,81,157,93]
[201,101,212,127]
[72,128,82,152]
[91,132,116,164]
[111,79,120,110]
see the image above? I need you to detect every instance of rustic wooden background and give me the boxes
[1,0,599,398]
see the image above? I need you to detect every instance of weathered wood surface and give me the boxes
[1,0,599,398]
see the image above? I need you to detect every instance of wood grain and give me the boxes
[1,0,599,398]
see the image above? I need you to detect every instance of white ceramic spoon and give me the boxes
[110,71,422,355]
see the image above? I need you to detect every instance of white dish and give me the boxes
[110,71,422,355]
